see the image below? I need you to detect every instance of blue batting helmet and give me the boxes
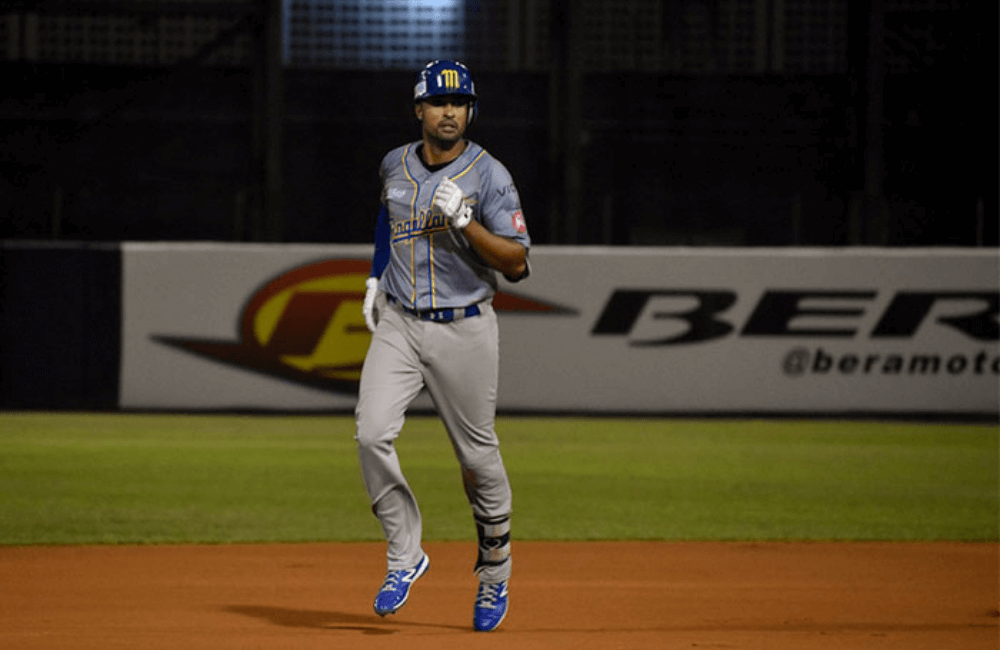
[414,59,478,123]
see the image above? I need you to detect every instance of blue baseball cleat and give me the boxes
[473,580,508,632]
[373,554,430,616]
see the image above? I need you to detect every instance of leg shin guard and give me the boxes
[474,515,511,575]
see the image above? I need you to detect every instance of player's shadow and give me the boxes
[224,605,467,635]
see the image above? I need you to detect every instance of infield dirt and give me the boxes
[1,541,996,649]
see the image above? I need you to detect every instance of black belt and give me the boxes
[386,294,482,323]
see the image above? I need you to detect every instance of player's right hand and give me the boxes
[434,177,473,230]
[363,277,379,333]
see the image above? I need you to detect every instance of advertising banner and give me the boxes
[121,244,999,414]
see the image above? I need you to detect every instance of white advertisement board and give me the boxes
[121,244,999,415]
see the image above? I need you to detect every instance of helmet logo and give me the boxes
[414,60,477,121]
[440,68,460,90]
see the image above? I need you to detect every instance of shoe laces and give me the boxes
[475,582,503,609]
[379,570,403,592]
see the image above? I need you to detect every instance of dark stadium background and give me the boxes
[1,0,995,247]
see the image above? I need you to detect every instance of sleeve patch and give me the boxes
[511,210,527,234]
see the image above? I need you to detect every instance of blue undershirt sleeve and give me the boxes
[370,204,390,279]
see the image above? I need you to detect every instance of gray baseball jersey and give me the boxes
[376,140,531,311]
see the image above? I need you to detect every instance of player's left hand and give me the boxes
[434,177,472,230]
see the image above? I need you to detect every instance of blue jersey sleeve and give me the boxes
[371,204,391,279]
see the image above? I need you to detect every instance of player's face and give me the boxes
[416,95,471,145]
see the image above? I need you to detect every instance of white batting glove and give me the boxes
[363,277,379,333]
[434,177,473,230]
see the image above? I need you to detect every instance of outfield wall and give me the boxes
[3,242,998,416]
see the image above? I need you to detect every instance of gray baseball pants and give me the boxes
[355,294,513,583]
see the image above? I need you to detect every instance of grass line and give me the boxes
[0,413,996,544]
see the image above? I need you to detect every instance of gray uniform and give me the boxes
[355,139,530,584]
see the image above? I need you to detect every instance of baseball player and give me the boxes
[355,60,530,633]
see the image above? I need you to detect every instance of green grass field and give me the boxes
[0,413,996,545]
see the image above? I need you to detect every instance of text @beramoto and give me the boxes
[781,347,999,378]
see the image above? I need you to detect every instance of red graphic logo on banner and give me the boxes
[155,259,568,394]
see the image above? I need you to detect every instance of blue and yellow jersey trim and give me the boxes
[391,143,488,310]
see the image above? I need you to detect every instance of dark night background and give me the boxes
[1,0,996,247]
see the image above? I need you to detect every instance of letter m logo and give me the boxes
[441,69,460,89]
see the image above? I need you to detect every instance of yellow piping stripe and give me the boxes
[401,144,420,304]
[409,240,416,304]
[428,236,435,309]
[451,149,487,180]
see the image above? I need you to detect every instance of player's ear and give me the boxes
[414,102,423,121]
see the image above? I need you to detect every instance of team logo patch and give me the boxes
[511,210,527,234]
